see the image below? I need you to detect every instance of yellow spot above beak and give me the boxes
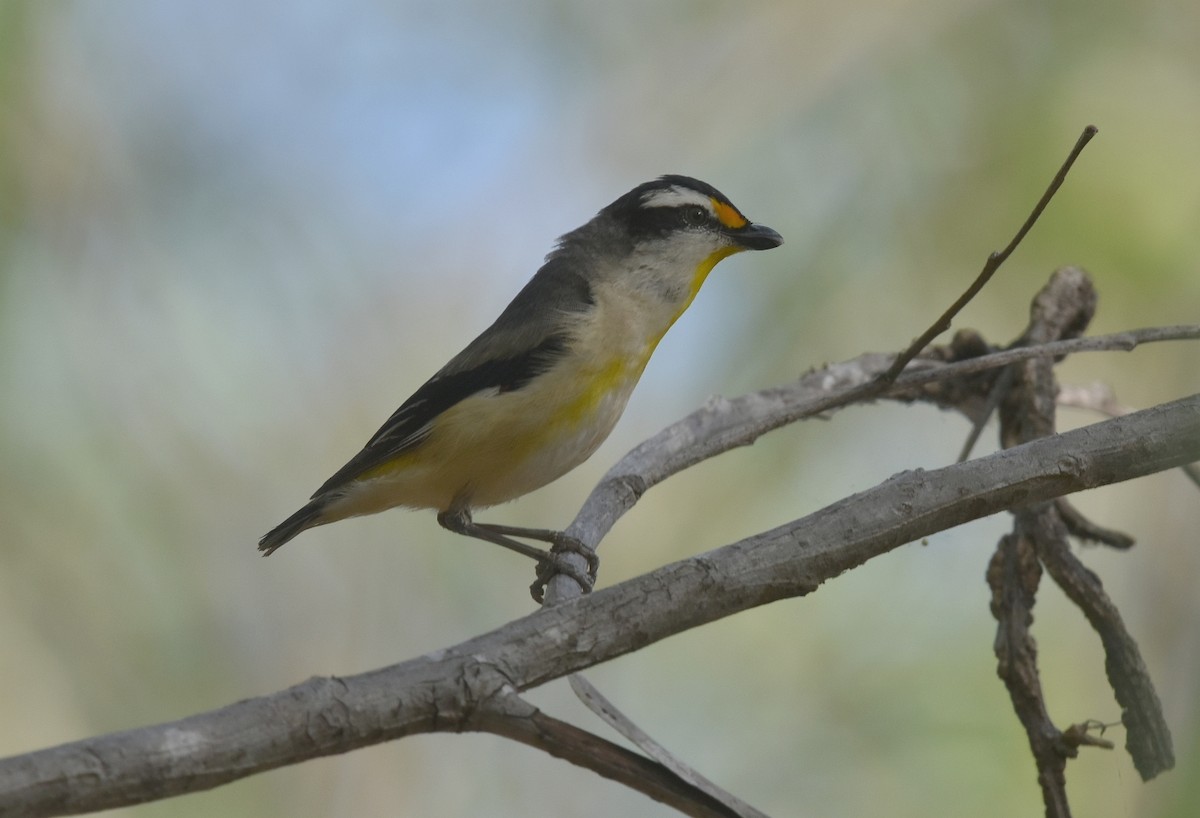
[711,198,748,230]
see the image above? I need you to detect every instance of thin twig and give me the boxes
[1055,498,1135,550]
[1057,382,1130,416]
[568,676,769,818]
[1062,720,1116,751]
[894,325,1200,389]
[957,367,1014,461]
[879,125,1098,384]
[477,694,746,818]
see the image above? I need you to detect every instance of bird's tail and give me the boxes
[259,498,326,556]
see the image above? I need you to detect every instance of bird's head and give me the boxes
[563,175,782,312]
[602,174,782,254]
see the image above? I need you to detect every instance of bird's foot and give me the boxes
[530,535,598,603]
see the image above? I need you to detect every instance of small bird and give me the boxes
[260,175,782,600]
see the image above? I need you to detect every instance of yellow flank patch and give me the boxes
[560,357,630,426]
[711,198,748,229]
[358,448,419,481]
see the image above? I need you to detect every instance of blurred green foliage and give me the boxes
[1,2,1198,816]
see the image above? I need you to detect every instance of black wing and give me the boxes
[310,256,593,499]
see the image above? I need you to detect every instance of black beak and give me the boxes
[730,222,783,251]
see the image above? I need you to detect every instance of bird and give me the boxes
[259,175,782,601]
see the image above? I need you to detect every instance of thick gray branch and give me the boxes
[2,393,1198,817]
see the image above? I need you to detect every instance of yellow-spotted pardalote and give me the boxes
[260,175,782,599]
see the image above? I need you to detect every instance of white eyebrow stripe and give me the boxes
[639,186,715,212]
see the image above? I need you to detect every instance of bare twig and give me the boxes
[568,675,769,818]
[1058,382,1130,416]
[477,694,746,818]
[879,125,1098,384]
[957,366,1013,461]
[895,325,1200,387]
[1062,720,1117,751]
[1054,497,1135,550]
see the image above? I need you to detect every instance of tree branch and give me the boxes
[542,322,1200,604]
[3,393,1198,817]
[988,525,1065,814]
[1036,520,1175,779]
[983,268,1173,818]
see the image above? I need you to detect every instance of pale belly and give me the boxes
[473,378,633,506]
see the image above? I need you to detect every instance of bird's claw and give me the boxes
[529,536,598,604]
[551,534,600,576]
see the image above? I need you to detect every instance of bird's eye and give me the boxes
[682,205,709,227]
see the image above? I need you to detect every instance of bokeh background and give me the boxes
[2,2,1198,816]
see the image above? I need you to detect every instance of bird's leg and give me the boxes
[436,510,597,603]
[469,521,600,574]
[478,522,601,602]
